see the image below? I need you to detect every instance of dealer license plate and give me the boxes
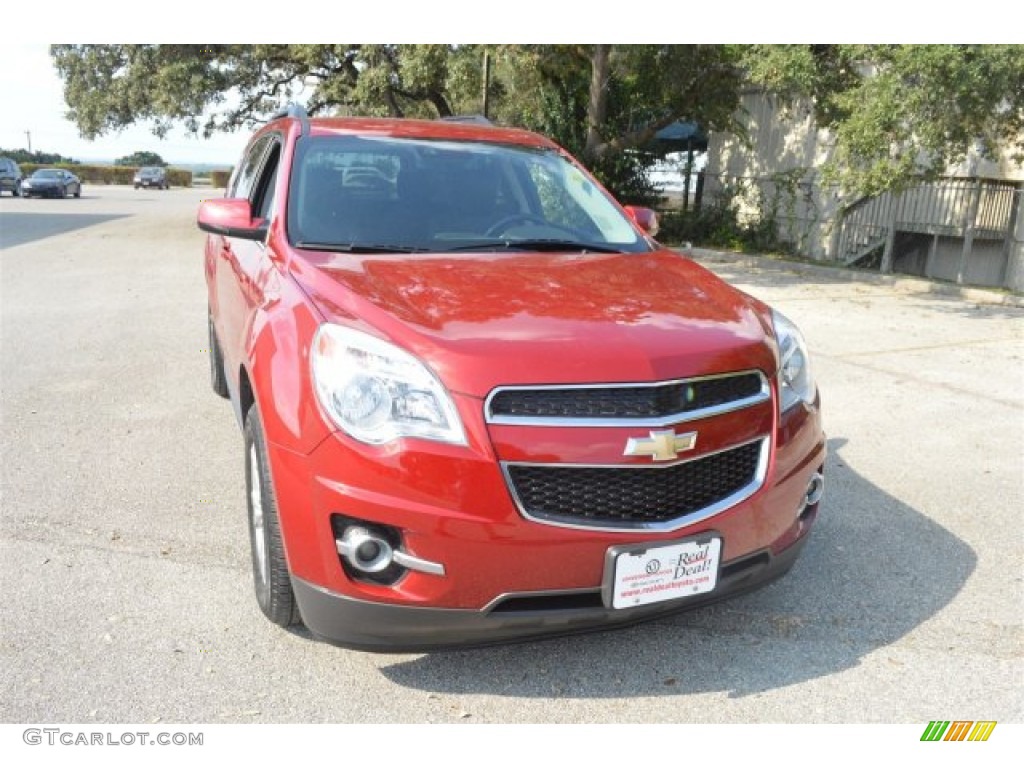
[604,536,722,609]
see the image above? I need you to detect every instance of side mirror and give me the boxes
[623,205,660,237]
[197,198,267,241]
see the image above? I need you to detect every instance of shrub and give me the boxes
[19,163,192,187]
[657,180,787,254]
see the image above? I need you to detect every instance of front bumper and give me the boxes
[22,185,59,197]
[293,528,813,652]
[267,384,824,650]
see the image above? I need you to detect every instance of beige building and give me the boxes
[704,90,1024,291]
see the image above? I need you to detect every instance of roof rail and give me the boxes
[269,103,308,121]
[439,115,493,126]
[267,103,310,137]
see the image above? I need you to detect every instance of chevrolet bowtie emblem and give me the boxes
[623,429,698,461]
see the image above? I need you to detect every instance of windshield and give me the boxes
[33,170,62,179]
[287,135,650,254]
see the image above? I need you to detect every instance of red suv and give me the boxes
[199,107,825,651]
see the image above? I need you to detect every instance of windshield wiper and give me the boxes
[444,239,622,254]
[294,241,428,254]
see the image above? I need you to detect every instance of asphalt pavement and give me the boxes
[1,187,1021,725]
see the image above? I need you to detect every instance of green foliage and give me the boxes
[742,44,1024,195]
[165,168,192,187]
[210,170,232,188]
[1,148,79,165]
[50,45,1024,199]
[115,151,166,167]
[657,180,787,254]
[21,163,129,183]
[48,44,741,203]
[495,45,739,203]
[50,44,486,135]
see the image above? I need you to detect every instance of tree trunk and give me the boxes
[585,45,611,160]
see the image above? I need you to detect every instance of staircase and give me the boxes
[835,194,894,267]
[833,179,1018,275]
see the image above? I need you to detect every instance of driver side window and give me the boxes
[253,144,281,221]
[229,136,271,199]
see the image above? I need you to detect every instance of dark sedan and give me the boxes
[21,169,82,199]
[134,166,168,190]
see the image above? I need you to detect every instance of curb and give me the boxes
[682,247,1024,309]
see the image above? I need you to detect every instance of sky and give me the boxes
[0,45,247,167]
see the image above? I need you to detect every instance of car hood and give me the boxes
[290,247,778,397]
[26,178,59,185]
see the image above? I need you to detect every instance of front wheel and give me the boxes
[244,404,301,628]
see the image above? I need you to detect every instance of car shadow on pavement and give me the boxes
[0,213,129,250]
[377,437,976,700]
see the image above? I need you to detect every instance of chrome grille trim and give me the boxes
[484,370,770,427]
[500,436,770,533]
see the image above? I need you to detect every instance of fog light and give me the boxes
[805,472,824,507]
[338,527,394,573]
[332,515,447,583]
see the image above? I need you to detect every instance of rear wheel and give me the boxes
[244,404,301,628]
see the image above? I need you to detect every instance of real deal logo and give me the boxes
[672,543,712,579]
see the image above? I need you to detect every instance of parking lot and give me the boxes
[1,186,1021,724]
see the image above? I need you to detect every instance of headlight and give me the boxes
[772,310,815,412]
[311,324,466,445]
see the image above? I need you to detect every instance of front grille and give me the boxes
[505,439,764,529]
[487,372,765,422]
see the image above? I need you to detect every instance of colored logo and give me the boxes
[920,721,996,742]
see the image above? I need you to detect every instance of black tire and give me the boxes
[12,185,19,198]
[208,311,230,398]
[134,184,140,190]
[244,404,301,628]
[74,187,81,199]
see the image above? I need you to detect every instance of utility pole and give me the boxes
[481,51,491,120]
[25,131,32,154]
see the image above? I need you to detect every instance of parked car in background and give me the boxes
[21,169,81,199]
[134,166,168,190]
[199,107,825,651]
[0,157,23,196]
